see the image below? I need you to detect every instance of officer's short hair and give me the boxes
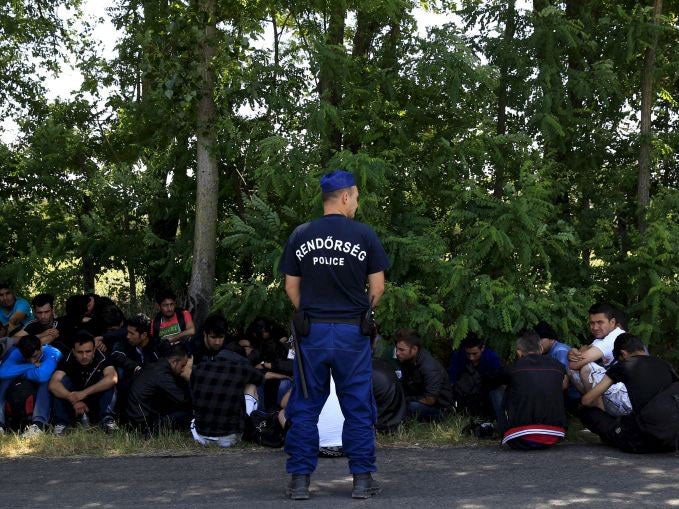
[322,186,354,203]
[394,328,421,349]
[517,330,541,354]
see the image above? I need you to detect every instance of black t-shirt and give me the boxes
[372,359,406,432]
[57,349,112,390]
[279,214,390,319]
[607,355,678,410]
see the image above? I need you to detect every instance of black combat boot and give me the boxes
[286,474,310,500]
[352,472,381,499]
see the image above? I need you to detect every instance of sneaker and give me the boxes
[352,473,381,499]
[285,474,310,500]
[0,423,6,435]
[101,418,120,434]
[53,424,69,436]
[21,423,45,438]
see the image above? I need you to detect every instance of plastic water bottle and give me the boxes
[80,412,90,428]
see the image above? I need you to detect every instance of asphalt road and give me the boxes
[3,443,679,508]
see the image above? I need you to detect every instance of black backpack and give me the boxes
[243,410,286,448]
[636,381,679,451]
[4,379,37,431]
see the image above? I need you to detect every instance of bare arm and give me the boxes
[581,375,614,407]
[78,366,118,399]
[285,275,302,310]
[569,346,604,371]
[49,370,71,399]
[367,271,385,307]
[562,374,569,391]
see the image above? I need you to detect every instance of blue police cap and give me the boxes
[320,170,356,193]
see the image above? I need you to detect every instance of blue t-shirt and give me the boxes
[548,340,580,400]
[0,297,33,328]
[279,214,390,319]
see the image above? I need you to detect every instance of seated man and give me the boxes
[190,347,281,448]
[0,335,62,436]
[372,358,407,433]
[580,333,679,453]
[15,294,68,351]
[496,330,568,450]
[0,282,33,338]
[568,302,631,417]
[151,289,195,343]
[534,321,580,405]
[188,314,228,365]
[49,331,119,434]
[94,304,126,353]
[395,328,453,421]
[126,342,192,435]
[448,332,502,417]
[110,314,167,380]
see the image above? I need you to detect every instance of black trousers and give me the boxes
[579,407,666,454]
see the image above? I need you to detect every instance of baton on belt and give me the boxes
[289,318,309,399]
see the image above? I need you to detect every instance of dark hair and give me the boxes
[99,305,125,329]
[533,321,558,341]
[17,335,41,360]
[165,342,189,360]
[246,317,273,340]
[460,332,484,350]
[155,289,177,305]
[73,330,95,347]
[65,294,89,319]
[613,333,646,359]
[394,328,421,349]
[31,293,54,309]
[0,281,10,290]
[127,314,150,335]
[517,330,541,354]
[588,302,617,321]
[203,314,227,337]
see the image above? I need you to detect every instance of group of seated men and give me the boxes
[2,280,678,454]
[393,301,679,452]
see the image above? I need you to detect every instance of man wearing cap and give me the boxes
[279,170,390,500]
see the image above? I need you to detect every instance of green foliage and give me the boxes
[3,0,679,364]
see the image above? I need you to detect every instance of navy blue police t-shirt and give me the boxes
[279,214,390,319]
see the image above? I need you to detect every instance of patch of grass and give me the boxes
[377,413,488,448]
[2,413,599,458]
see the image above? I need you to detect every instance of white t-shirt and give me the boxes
[318,375,344,447]
[590,327,625,367]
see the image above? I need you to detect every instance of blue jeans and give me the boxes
[285,322,376,475]
[406,400,445,422]
[52,375,117,425]
[0,377,51,426]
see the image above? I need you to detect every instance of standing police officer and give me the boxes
[279,170,390,500]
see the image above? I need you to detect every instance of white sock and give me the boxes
[245,394,258,415]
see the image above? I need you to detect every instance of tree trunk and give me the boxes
[127,259,138,308]
[318,0,346,166]
[492,0,516,198]
[637,0,663,233]
[189,0,219,326]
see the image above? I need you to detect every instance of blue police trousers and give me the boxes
[285,322,376,474]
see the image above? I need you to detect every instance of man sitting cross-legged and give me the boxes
[568,302,631,417]
[49,331,119,434]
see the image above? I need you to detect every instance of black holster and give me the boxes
[292,310,310,337]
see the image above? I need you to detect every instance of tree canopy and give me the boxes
[1,0,678,360]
